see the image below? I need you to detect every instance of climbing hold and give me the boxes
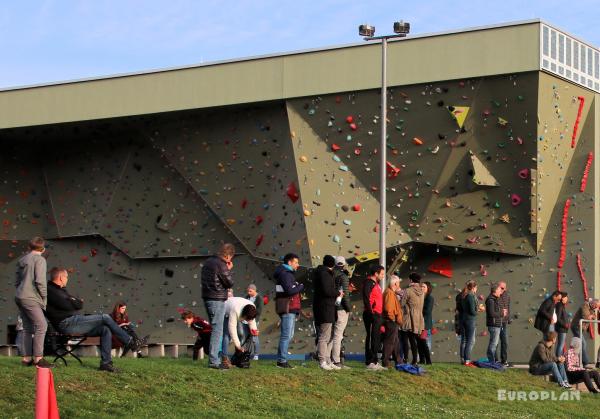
[303,209,311,216]
[332,235,340,243]
[510,194,522,206]
[428,257,453,278]
[286,182,299,203]
[518,168,529,179]
[339,165,349,172]
[499,214,510,224]
[299,155,308,162]
[497,117,508,126]
[343,219,352,226]
[331,143,341,152]
[386,162,401,179]
[447,106,470,129]
[413,137,424,145]
[352,204,361,212]
[349,123,358,131]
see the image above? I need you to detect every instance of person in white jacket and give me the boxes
[222,297,258,356]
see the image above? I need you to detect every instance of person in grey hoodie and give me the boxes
[14,237,53,368]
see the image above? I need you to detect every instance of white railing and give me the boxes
[541,23,600,93]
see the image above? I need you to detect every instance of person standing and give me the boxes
[570,299,598,367]
[312,255,340,370]
[330,256,351,368]
[422,281,434,351]
[245,284,263,361]
[201,243,236,369]
[496,281,511,366]
[554,292,569,357]
[362,265,385,370]
[14,237,53,368]
[534,290,562,339]
[459,280,480,367]
[382,276,403,368]
[274,253,304,369]
[401,273,425,366]
[485,283,503,364]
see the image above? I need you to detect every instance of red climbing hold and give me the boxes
[428,257,453,278]
[286,182,299,203]
[386,162,401,179]
[256,234,264,247]
[352,204,361,212]
[331,143,341,152]
[346,116,354,124]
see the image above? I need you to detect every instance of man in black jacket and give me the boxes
[46,268,141,373]
[534,290,562,339]
[201,243,235,369]
[330,256,351,368]
[496,281,511,366]
[312,255,341,370]
[554,292,569,357]
[485,284,503,363]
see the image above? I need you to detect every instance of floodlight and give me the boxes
[359,24,375,37]
[393,21,410,35]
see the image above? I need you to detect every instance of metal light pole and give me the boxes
[359,21,410,290]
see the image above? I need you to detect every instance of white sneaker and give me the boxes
[253,355,259,361]
[329,362,341,370]
[320,362,333,370]
[374,363,386,370]
[366,363,379,370]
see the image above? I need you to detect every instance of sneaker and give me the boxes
[375,363,387,370]
[333,363,351,369]
[34,358,55,369]
[208,363,228,370]
[136,351,144,358]
[320,362,333,370]
[125,338,141,353]
[329,363,341,370]
[502,362,512,368]
[253,355,259,361]
[276,362,295,369]
[98,362,119,373]
[221,357,232,369]
[464,361,477,368]
[367,363,381,370]
[21,359,34,367]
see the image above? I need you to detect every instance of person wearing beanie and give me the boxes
[330,256,351,368]
[313,255,342,370]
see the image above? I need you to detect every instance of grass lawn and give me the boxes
[0,356,597,418]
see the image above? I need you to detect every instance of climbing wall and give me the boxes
[0,71,596,362]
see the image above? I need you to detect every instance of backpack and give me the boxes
[230,335,255,368]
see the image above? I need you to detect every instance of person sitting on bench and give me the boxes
[46,267,141,373]
[528,331,571,388]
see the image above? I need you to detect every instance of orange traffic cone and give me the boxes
[35,366,60,419]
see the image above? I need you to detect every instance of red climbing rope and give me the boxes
[557,199,571,269]
[571,96,585,148]
[580,152,593,192]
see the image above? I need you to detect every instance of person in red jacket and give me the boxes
[362,265,385,370]
[110,302,147,358]
[182,310,212,361]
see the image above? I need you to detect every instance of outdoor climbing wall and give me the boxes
[0,71,597,362]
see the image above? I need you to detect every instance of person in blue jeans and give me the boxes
[485,283,504,363]
[274,253,304,368]
[201,243,235,369]
[46,268,141,373]
[459,280,481,367]
[529,331,571,388]
[554,293,569,357]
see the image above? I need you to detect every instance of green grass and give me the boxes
[0,356,598,418]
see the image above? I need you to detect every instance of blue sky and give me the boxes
[1,0,599,89]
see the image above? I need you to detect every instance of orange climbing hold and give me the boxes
[413,137,424,145]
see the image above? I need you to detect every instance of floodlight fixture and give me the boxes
[393,20,410,35]
[358,24,375,38]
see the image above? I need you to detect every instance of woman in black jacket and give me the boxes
[555,292,569,357]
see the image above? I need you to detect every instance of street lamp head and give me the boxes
[393,21,410,35]
[359,24,375,37]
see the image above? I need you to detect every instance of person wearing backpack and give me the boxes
[313,255,342,370]
[330,256,351,369]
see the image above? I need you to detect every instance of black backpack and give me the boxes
[230,335,255,368]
